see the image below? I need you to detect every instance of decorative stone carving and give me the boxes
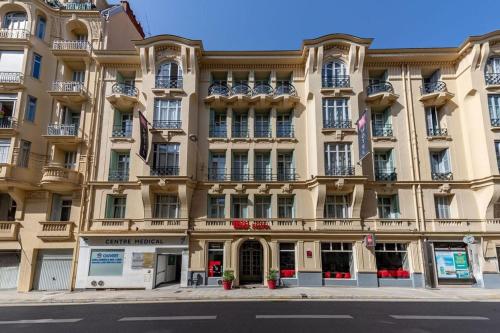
[335,130,343,140]
[439,183,451,193]
[258,184,269,194]
[158,179,168,187]
[112,184,125,194]
[335,179,345,190]
[281,183,293,194]
[209,184,223,194]
[234,183,246,194]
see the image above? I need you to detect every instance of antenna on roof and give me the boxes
[144,12,152,37]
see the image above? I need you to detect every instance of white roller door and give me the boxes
[0,252,20,289]
[33,250,73,291]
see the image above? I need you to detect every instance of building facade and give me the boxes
[2,0,500,292]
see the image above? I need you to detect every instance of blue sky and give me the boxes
[126,0,500,50]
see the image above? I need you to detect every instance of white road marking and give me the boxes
[0,319,83,325]
[256,314,353,319]
[118,315,217,321]
[390,315,489,321]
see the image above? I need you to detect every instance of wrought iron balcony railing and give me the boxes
[208,81,231,96]
[372,125,393,137]
[253,81,273,95]
[208,168,227,181]
[277,168,297,181]
[491,118,500,127]
[323,120,352,129]
[0,28,30,39]
[427,127,448,137]
[52,40,91,51]
[276,124,294,138]
[0,72,23,84]
[209,125,227,138]
[231,82,252,96]
[108,169,129,182]
[274,82,297,96]
[64,2,93,10]
[322,75,351,88]
[155,76,183,89]
[325,165,355,176]
[254,126,272,138]
[367,81,394,95]
[51,81,85,93]
[420,81,447,95]
[207,168,297,182]
[431,171,453,181]
[485,73,500,86]
[47,124,77,136]
[0,117,14,129]
[375,168,397,181]
[112,124,132,138]
[231,126,249,138]
[150,166,180,176]
[231,171,251,181]
[111,83,138,97]
[152,120,182,129]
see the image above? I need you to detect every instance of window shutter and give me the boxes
[50,194,62,221]
[443,149,451,173]
[105,195,113,218]
[390,195,400,218]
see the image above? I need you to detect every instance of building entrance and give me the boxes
[239,240,263,284]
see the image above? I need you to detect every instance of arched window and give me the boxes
[156,61,183,89]
[3,12,27,30]
[322,59,348,88]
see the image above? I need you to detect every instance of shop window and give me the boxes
[375,243,410,279]
[88,249,124,276]
[207,243,223,278]
[321,242,353,279]
[279,243,296,278]
[434,242,472,281]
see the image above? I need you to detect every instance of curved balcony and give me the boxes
[419,81,453,106]
[208,82,231,96]
[274,82,297,96]
[0,28,30,40]
[253,81,274,95]
[231,82,252,96]
[0,221,20,241]
[0,72,24,89]
[154,76,183,90]
[41,164,82,191]
[366,82,398,106]
[485,73,500,87]
[49,81,88,103]
[106,83,139,108]
[37,221,74,241]
[431,171,453,181]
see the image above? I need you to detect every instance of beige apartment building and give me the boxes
[2,0,500,292]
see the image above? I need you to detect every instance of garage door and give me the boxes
[33,250,73,291]
[0,252,20,289]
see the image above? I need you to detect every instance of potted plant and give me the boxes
[222,270,234,290]
[267,269,279,289]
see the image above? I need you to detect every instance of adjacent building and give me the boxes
[2,0,500,292]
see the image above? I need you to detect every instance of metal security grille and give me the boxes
[0,252,20,289]
[33,250,72,291]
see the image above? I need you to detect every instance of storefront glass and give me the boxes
[375,243,410,279]
[434,243,472,281]
[208,243,223,277]
[321,242,353,279]
[88,249,124,276]
[279,243,296,277]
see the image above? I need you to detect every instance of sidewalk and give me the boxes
[2,285,500,305]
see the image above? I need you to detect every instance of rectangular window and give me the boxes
[254,195,271,218]
[324,195,350,218]
[276,111,293,137]
[17,140,30,168]
[231,152,248,181]
[375,243,409,278]
[372,108,392,137]
[435,196,451,219]
[0,139,10,163]
[232,111,248,138]
[278,196,294,218]
[32,53,42,79]
[254,111,271,137]
[208,151,226,181]
[325,143,352,175]
[208,243,224,278]
[495,141,500,172]
[105,195,126,219]
[277,151,294,181]
[154,195,179,218]
[279,243,296,277]
[64,151,77,169]
[152,143,180,175]
[322,98,349,128]
[88,249,125,276]
[72,71,85,83]
[208,195,225,218]
[36,16,46,39]
[209,109,227,137]
[25,96,37,122]
[153,99,181,128]
[50,194,72,221]
[231,195,248,219]
[255,151,271,181]
[321,242,353,278]
[374,149,395,180]
[430,149,451,179]
[488,95,500,123]
[109,150,130,181]
[377,195,399,219]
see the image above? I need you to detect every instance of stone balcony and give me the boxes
[426,219,483,233]
[52,40,92,58]
[106,83,139,109]
[37,221,74,241]
[0,221,20,241]
[40,164,82,192]
[419,81,454,107]
[48,81,88,103]
[88,219,189,233]
[0,28,30,41]
[315,218,362,232]
[364,219,418,233]
[0,72,24,90]
[192,218,307,232]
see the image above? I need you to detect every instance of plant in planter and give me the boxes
[266,269,279,289]
[222,270,235,290]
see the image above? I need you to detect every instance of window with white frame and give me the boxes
[495,141,500,171]
[231,152,248,181]
[322,59,348,87]
[64,151,77,169]
[279,243,296,277]
[154,195,179,218]
[322,98,349,128]
[156,61,183,88]
[254,195,271,219]
[377,195,400,219]
[372,108,392,137]
[208,243,224,278]
[488,95,500,125]
[152,143,180,175]
[153,99,181,128]
[278,196,294,218]
[50,194,72,221]
[321,242,353,278]
[231,195,248,219]
[324,195,350,218]
[430,149,451,179]
[324,143,352,175]
[425,106,446,135]
[0,139,10,163]
[435,196,451,219]
[208,195,225,218]
[375,243,409,277]
[105,195,126,219]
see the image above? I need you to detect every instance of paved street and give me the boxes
[0,301,499,333]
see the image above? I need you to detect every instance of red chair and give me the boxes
[324,272,331,278]
[344,272,351,279]
[380,270,391,278]
[335,272,343,279]
[389,270,398,278]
